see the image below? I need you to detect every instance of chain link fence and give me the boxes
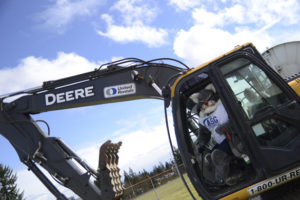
[122,164,186,200]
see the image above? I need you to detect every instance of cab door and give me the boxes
[216,56,300,174]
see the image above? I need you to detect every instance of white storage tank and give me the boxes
[262,41,300,81]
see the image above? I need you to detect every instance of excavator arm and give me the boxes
[0,58,186,200]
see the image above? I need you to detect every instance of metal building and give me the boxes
[262,41,300,81]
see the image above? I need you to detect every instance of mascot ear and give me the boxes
[205,83,216,93]
[205,83,219,101]
[190,92,200,104]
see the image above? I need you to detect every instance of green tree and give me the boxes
[165,161,172,170]
[123,170,131,188]
[152,162,165,175]
[128,168,137,184]
[0,163,24,200]
[173,146,183,164]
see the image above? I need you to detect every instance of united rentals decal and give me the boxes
[104,83,136,98]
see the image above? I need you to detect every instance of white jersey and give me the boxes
[198,104,228,144]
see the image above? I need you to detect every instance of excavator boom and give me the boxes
[0,59,185,200]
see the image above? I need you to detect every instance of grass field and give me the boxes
[135,174,202,200]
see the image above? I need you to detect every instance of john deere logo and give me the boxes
[104,83,136,98]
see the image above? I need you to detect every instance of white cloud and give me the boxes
[76,108,175,173]
[173,0,300,66]
[117,124,174,172]
[74,123,174,173]
[192,7,226,27]
[242,0,300,26]
[98,0,168,47]
[97,18,168,47]
[37,0,104,33]
[174,25,272,66]
[112,0,158,25]
[0,53,99,95]
[169,0,202,11]
[170,0,300,23]
[191,0,299,27]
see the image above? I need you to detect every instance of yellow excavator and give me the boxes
[0,43,300,199]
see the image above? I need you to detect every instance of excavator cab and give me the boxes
[171,44,300,199]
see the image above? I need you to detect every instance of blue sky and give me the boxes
[0,0,300,199]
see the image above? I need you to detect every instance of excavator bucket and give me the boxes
[97,140,123,200]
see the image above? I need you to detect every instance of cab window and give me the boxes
[220,58,299,148]
[220,58,289,119]
[252,118,298,147]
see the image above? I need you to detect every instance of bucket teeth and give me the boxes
[97,140,123,200]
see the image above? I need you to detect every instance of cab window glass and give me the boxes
[220,58,289,119]
[252,119,298,147]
